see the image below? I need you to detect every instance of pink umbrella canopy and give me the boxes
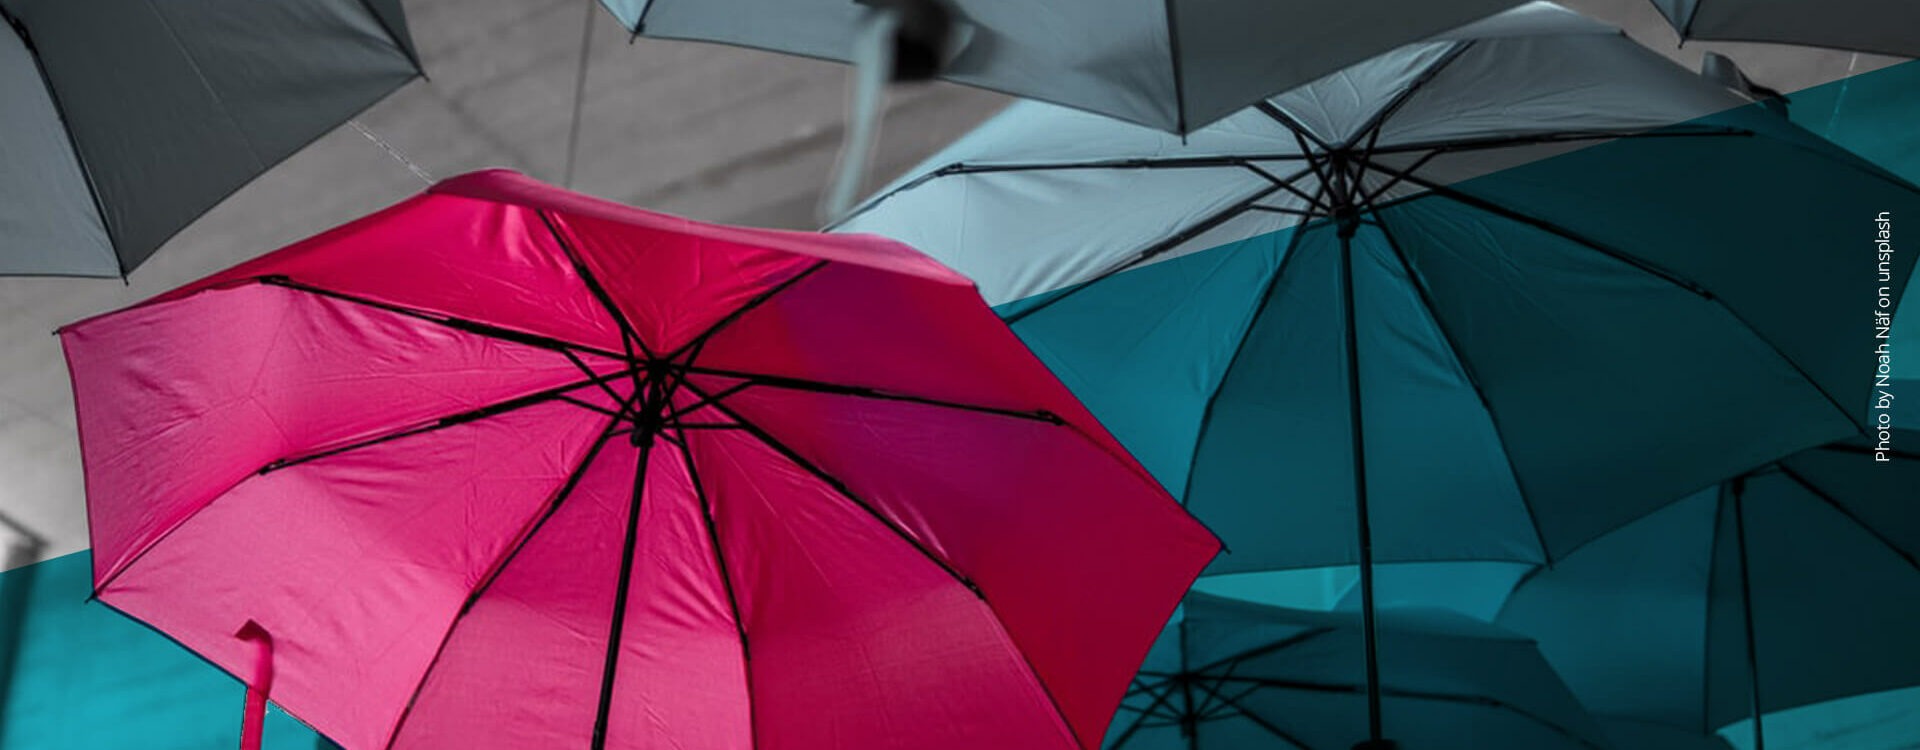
[59,169,1219,750]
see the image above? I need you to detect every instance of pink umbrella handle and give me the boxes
[235,621,274,750]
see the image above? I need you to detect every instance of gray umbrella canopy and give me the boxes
[1112,594,1612,750]
[600,0,1525,134]
[1650,0,1920,58]
[0,0,420,277]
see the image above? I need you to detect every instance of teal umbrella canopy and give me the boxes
[839,8,1918,741]
[1649,0,1920,58]
[1111,594,1612,750]
[600,0,1524,134]
[1497,431,1920,750]
[837,1,1920,579]
[0,0,420,277]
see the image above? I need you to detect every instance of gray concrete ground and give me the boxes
[0,0,1903,566]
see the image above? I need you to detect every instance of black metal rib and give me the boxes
[671,364,1062,424]
[1161,0,1189,134]
[564,348,630,407]
[1340,41,1474,152]
[1775,464,1920,573]
[1002,184,1284,326]
[1364,126,1751,157]
[1359,149,1440,207]
[678,381,978,592]
[1247,205,1318,218]
[534,209,657,360]
[591,423,655,750]
[94,367,639,596]
[1110,680,1181,748]
[1257,102,1335,154]
[558,394,625,418]
[665,380,754,422]
[1175,220,1320,506]
[1187,678,1317,750]
[1812,442,1920,461]
[1358,163,1713,297]
[1728,479,1769,750]
[1374,157,1877,433]
[1249,164,1335,215]
[384,420,623,749]
[1179,618,1198,750]
[1699,486,1727,736]
[680,381,1092,745]
[932,154,1313,175]
[258,276,626,360]
[672,428,758,749]
[1337,230,1386,745]
[665,261,827,362]
[827,153,1313,231]
[1370,212,1551,564]
[1172,625,1340,679]
[258,366,641,474]
[1204,675,1607,749]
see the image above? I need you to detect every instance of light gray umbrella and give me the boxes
[1650,0,1920,58]
[0,0,420,277]
[598,0,1525,135]
[1112,594,1612,750]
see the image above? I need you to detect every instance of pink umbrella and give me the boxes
[60,170,1218,750]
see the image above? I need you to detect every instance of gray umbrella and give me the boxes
[598,0,1525,135]
[0,0,420,277]
[1650,0,1920,58]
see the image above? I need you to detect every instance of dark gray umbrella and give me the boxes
[599,0,1525,135]
[0,0,420,277]
[1650,0,1920,58]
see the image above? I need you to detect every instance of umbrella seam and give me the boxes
[1,8,122,275]
[382,419,623,749]
[1370,209,1549,564]
[1172,219,1316,511]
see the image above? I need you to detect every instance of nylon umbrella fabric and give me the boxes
[58,169,1218,750]
[836,0,1920,579]
[1648,0,1920,58]
[1496,431,1920,750]
[0,0,420,277]
[1109,594,1612,750]
[598,0,1525,135]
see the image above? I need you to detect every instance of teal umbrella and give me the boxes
[1497,431,1920,750]
[1112,594,1611,750]
[836,4,1920,744]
